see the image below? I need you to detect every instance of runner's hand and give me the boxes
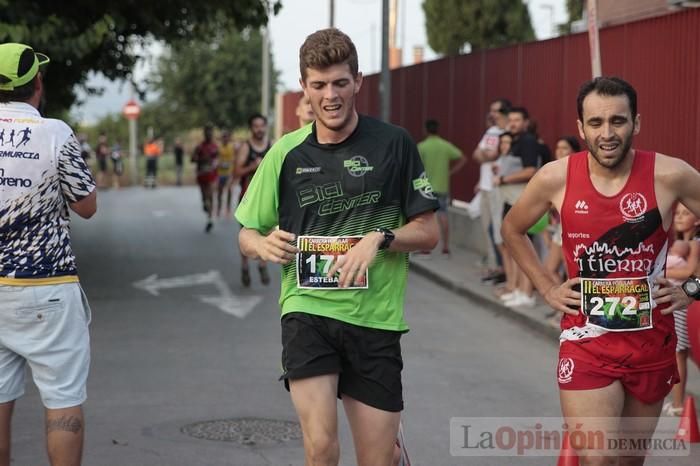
[327,233,382,288]
[256,229,298,264]
[543,277,581,316]
[652,277,692,315]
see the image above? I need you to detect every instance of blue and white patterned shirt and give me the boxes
[0,102,95,283]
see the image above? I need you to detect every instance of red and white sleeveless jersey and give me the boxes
[559,150,675,371]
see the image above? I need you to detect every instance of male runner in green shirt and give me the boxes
[236,28,438,466]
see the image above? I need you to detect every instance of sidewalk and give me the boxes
[409,246,700,399]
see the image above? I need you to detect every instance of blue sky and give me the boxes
[71,0,567,124]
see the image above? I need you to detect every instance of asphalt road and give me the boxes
[9,187,698,465]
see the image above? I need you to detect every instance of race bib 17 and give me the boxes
[296,236,368,290]
[580,277,653,332]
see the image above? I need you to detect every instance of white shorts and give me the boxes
[0,282,91,409]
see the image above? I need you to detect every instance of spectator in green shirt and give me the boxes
[417,119,466,255]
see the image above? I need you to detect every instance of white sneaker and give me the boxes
[499,290,520,301]
[520,294,536,307]
[505,293,536,308]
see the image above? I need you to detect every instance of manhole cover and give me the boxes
[181,417,302,445]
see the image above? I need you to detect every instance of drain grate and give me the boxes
[181,417,302,445]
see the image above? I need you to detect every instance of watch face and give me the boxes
[684,280,700,296]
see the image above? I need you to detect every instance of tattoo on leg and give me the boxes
[46,416,82,434]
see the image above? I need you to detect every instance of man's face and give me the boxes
[300,63,362,134]
[489,102,503,124]
[507,112,527,135]
[250,118,267,141]
[296,95,315,126]
[577,92,639,169]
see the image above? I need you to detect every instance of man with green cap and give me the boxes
[0,43,97,466]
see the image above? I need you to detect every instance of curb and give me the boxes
[410,258,700,403]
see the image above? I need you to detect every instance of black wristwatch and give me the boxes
[682,276,700,300]
[374,228,395,250]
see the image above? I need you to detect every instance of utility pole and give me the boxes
[587,0,602,77]
[329,0,335,27]
[261,25,270,120]
[380,0,391,122]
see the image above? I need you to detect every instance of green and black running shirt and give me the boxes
[235,115,438,331]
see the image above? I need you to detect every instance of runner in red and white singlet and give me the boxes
[558,149,677,398]
[502,76,700,465]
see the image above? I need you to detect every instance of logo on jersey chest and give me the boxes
[295,167,322,175]
[297,181,381,216]
[573,242,654,274]
[344,155,374,177]
[620,193,647,223]
[574,199,589,214]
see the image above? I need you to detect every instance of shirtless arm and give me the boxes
[236,143,255,178]
[501,160,580,315]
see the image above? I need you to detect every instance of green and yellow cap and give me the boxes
[0,43,50,91]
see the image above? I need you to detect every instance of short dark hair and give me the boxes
[0,77,36,103]
[425,119,439,134]
[248,113,267,128]
[558,136,581,153]
[300,28,358,81]
[491,98,512,115]
[508,106,529,120]
[576,76,637,121]
[499,131,513,141]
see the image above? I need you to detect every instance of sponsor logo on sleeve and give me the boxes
[413,171,436,200]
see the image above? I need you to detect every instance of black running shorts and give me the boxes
[280,312,404,412]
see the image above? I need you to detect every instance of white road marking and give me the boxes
[132,270,261,318]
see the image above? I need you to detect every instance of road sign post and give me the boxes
[123,99,141,186]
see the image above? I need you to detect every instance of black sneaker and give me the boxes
[205,220,213,233]
[242,268,251,287]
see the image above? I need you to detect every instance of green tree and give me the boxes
[0,0,280,116]
[423,0,535,55]
[146,28,277,132]
[558,0,584,34]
